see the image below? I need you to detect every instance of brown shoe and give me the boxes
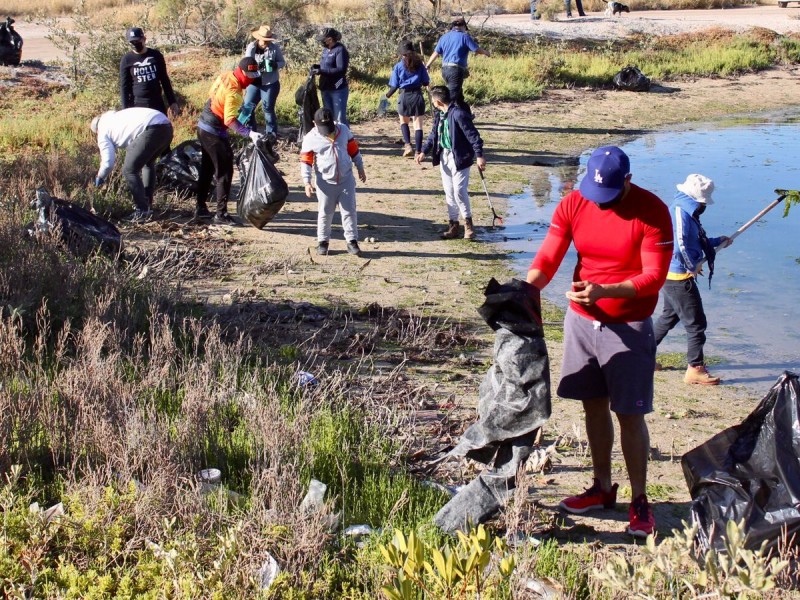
[441,220,460,239]
[402,143,414,158]
[654,362,663,372]
[684,364,721,385]
[464,217,475,240]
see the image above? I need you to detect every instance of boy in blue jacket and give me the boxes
[415,86,485,240]
[653,174,732,385]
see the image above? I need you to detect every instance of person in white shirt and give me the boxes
[91,107,173,223]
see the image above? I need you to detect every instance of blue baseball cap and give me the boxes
[579,146,631,203]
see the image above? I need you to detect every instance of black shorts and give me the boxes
[397,89,426,117]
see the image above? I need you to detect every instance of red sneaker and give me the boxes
[559,479,618,514]
[627,494,656,538]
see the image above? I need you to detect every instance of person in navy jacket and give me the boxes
[312,28,350,126]
[653,173,732,385]
[415,86,485,240]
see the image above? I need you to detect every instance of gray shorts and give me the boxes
[557,309,656,415]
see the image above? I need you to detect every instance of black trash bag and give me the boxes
[682,371,800,551]
[613,65,651,92]
[26,188,122,258]
[434,278,551,533]
[156,139,203,196]
[0,17,23,66]
[295,71,320,139]
[236,140,288,229]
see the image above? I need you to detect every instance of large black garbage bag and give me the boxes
[295,72,320,139]
[434,278,551,533]
[26,188,122,258]
[682,371,800,551]
[156,139,203,196]
[0,17,23,66]
[236,140,288,229]
[613,65,651,92]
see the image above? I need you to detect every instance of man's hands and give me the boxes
[168,103,181,120]
[565,281,604,306]
[94,176,105,187]
[415,152,425,165]
[476,156,486,171]
[304,182,315,198]
[717,236,733,249]
[249,131,263,144]
[310,64,320,75]
[357,168,366,183]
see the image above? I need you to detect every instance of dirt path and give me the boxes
[128,64,799,545]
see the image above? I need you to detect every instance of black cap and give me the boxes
[398,40,414,55]
[314,107,336,135]
[238,56,261,78]
[126,27,145,42]
[451,17,469,30]
[317,27,341,42]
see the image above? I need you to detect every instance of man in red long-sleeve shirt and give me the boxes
[526,146,673,538]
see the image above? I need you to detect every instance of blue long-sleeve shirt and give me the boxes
[667,191,724,277]
[318,42,349,91]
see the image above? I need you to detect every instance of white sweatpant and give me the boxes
[316,173,358,242]
[440,149,472,221]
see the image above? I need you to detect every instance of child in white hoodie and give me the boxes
[299,107,367,256]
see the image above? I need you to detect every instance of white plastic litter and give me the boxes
[258,553,281,590]
[343,524,374,537]
[300,479,327,512]
[199,468,222,484]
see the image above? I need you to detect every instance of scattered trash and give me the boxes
[524,576,562,599]
[525,443,558,474]
[683,371,800,551]
[31,502,65,524]
[343,524,374,537]
[300,479,327,512]
[297,371,318,387]
[506,530,542,548]
[258,553,281,590]
[199,468,222,484]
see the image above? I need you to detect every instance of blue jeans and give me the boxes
[244,80,281,135]
[321,87,349,126]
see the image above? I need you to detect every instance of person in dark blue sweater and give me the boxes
[385,40,430,158]
[312,28,350,126]
[416,86,485,240]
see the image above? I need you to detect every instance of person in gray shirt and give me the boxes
[243,24,286,137]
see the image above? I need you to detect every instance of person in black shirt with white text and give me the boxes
[119,26,180,119]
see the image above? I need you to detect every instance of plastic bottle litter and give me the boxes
[199,468,222,484]
[343,524,374,537]
[258,553,281,590]
[300,479,327,512]
[297,370,319,387]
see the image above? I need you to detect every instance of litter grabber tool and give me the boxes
[478,168,503,228]
[697,188,797,269]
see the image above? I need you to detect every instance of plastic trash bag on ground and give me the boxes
[613,65,651,92]
[26,188,122,258]
[434,278,551,533]
[236,139,288,229]
[682,371,800,551]
[156,139,203,196]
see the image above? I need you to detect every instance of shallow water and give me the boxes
[498,114,800,396]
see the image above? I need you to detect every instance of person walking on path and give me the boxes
[525,146,673,538]
[313,28,350,126]
[565,0,587,17]
[415,85,485,241]
[300,107,367,257]
[120,26,180,118]
[531,0,541,20]
[654,174,731,385]
[196,57,263,224]
[91,107,174,223]
[385,40,430,158]
[424,17,490,111]
[243,24,286,137]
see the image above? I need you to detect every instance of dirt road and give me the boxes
[16,6,800,62]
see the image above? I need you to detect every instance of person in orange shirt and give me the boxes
[196,56,263,224]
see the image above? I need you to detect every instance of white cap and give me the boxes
[676,173,715,205]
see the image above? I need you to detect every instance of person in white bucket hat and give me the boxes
[653,173,732,385]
